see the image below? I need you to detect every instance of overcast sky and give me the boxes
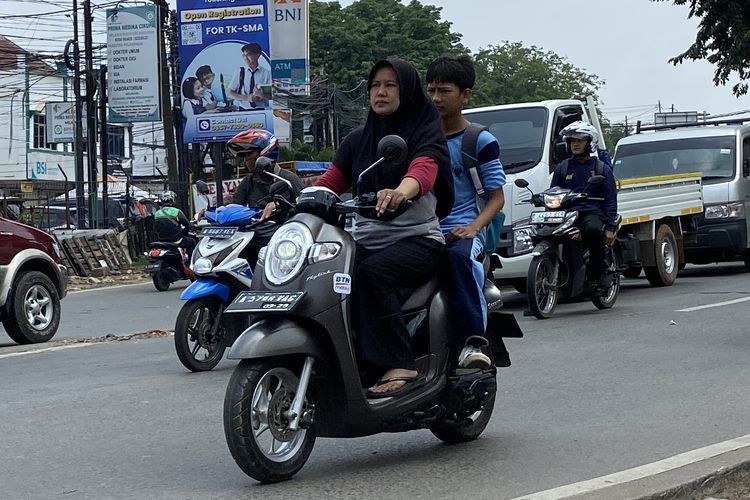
[4,0,747,126]
[335,0,748,125]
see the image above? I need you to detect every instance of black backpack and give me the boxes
[557,157,605,181]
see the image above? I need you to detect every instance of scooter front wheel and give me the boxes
[430,393,496,444]
[174,298,227,372]
[527,254,558,319]
[224,360,316,483]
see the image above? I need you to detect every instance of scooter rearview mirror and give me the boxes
[588,175,606,186]
[376,135,408,164]
[255,156,275,182]
[195,180,210,195]
[514,178,529,189]
[269,180,289,197]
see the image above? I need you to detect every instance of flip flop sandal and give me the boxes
[366,375,426,399]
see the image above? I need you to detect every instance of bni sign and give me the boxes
[106,5,161,123]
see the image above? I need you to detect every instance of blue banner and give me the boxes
[177,0,273,143]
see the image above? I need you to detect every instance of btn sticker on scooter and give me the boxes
[333,273,352,294]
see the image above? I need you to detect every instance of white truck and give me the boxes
[464,99,704,288]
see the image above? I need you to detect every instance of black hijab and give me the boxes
[341,58,453,218]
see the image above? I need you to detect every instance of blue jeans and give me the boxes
[445,236,487,344]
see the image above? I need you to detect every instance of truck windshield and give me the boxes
[614,136,736,181]
[465,107,548,173]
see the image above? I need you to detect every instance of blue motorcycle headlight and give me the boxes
[194,258,213,275]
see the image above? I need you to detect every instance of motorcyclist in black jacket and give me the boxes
[550,121,618,289]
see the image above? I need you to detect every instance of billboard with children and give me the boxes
[177,0,274,143]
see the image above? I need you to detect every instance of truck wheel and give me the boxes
[2,271,61,344]
[644,224,678,287]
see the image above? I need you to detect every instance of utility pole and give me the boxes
[166,9,187,212]
[99,65,109,226]
[83,0,98,228]
[69,0,86,229]
[154,0,179,207]
[125,124,133,238]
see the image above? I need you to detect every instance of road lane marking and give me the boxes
[510,433,750,500]
[676,296,750,312]
[68,282,152,294]
[0,342,100,360]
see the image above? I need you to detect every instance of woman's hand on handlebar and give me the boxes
[375,188,408,215]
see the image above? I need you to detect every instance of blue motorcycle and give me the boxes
[175,203,274,371]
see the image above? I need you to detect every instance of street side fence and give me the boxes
[53,218,154,278]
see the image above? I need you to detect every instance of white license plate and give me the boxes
[225,291,305,313]
[199,226,238,239]
[531,211,566,224]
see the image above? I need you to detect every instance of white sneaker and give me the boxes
[458,336,491,369]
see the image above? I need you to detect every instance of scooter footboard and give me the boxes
[227,317,324,361]
[486,311,523,367]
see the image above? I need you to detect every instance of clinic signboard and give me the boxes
[106,5,161,123]
[177,0,274,143]
[44,102,88,143]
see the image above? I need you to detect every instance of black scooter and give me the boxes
[514,177,622,319]
[221,136,523,483]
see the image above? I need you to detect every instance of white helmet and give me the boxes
[160,190,177,204]
[560,121,599,149]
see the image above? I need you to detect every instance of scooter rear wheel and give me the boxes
[224,360,316,483]
[430,393,496,444]
[174,298,227,372]
[152,271,171,292]
[592,249,620,310]
[527,254,558,319]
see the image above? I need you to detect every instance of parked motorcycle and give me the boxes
[175,178,296,372]
[221,135,523,483]
[514,177,622,319]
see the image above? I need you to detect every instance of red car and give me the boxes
[0,217,68,343]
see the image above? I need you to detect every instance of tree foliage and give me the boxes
[309,0,466,91]
[471,42,604,107]
[655,0,750,96]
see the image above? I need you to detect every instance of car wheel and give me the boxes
[2,271,61,344]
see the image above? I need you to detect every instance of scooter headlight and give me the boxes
[193,258,213,275]
[544,194,564,209]
[265,222,314,285]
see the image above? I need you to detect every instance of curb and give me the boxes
[637,459,750,500]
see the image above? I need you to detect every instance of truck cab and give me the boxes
[615,123,750,269]
[464,99,590,281]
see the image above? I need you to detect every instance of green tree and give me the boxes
[654,0,750,96]
[601,121,632,150]
[471,42,604,107]
[310,0,466,90]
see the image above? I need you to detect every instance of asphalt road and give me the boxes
[1,265,749,499]
[0,280,189,346]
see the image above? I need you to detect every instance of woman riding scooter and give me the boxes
[314,58,454,397]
